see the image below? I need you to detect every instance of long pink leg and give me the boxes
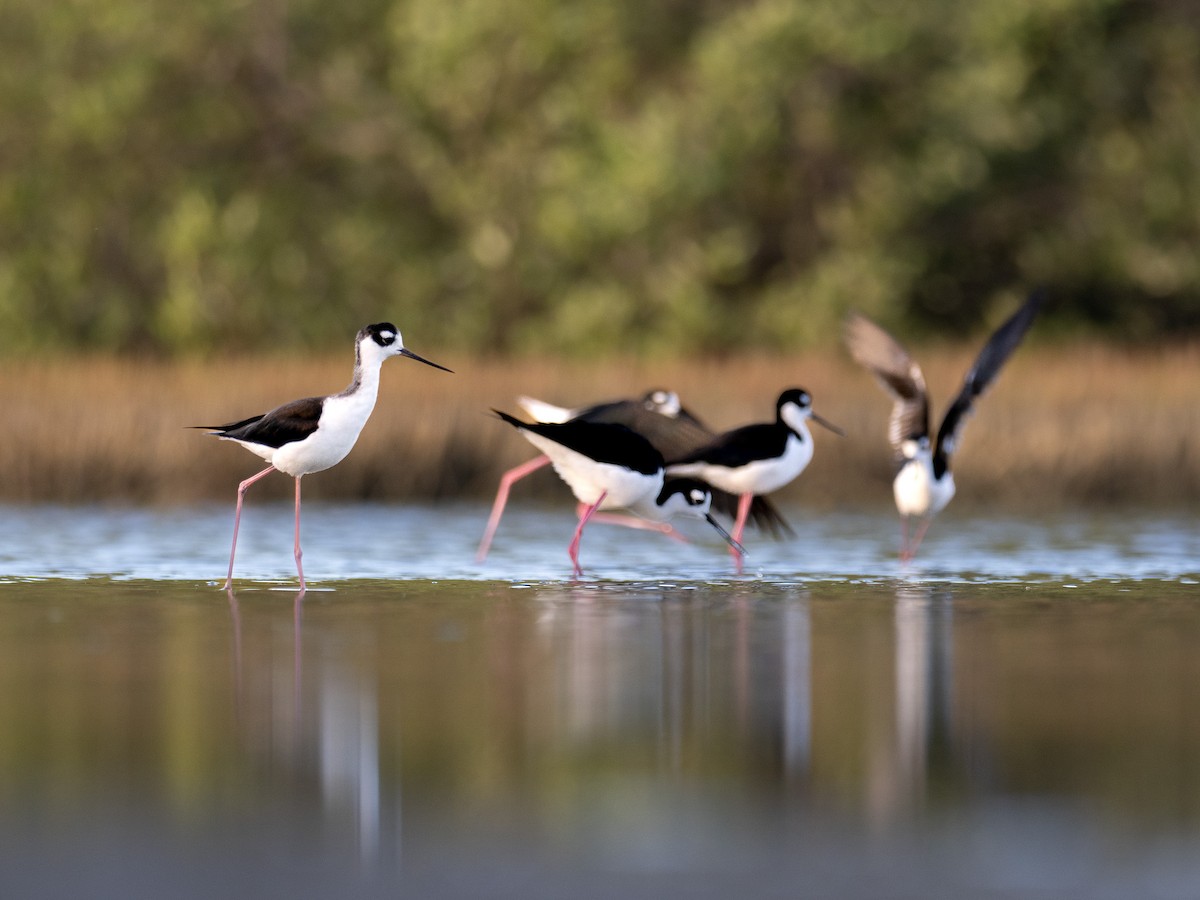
[906,515,934,562]
[225,464,277,591]
[568,490,608,578]
[729,492,752,575]
[293,476,306,593]
[900,516,910,562]
[576,504,688,543]
[476,455,552,562]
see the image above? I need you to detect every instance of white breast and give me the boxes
[272,390,377,476]
[893,458,955,517]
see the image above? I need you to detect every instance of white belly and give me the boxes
[893,460,955,517]
[520,430,663,509]
[669,433,813,496]
[274,392,375,476]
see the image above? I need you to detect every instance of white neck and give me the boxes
[780,403,812,440]
[339,338,390,399]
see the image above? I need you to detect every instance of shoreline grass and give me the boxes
[3,342,1197,508]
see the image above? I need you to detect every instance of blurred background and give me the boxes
[1,0,1197,503]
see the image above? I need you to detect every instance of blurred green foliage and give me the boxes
[0,0,1197,355]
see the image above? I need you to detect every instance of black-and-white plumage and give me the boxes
[475,389,791,562]
[844,290,1043,560]
[492,411,744,577]
[666,388,842,573]
[195,322,451,591]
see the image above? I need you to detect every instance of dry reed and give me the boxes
[2,342,1197,508]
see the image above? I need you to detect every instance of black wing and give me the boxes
[589,399,792,536]
[196,396,324,449]
[668,423,790,469]
[844,313,930,459]
[494,410,663,476]
[589,406,714,461]
[934,289,1043,474]
[517,393,795,537]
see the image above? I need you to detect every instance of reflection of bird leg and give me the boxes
[476,455,553,562]
[293,591,305,742]
[226,589,243,720]
[576,504,689,543]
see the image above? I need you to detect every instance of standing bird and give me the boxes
[844,290,1043,561]
[666,389,842,574]
[492,411,744,577]
[476,389,791,562]
[194,323,451,592]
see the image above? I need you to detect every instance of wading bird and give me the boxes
[666,389,842,574]
[492,411,744,577]
[476,390,790,562]
[844,291,1043,561]
[194,323,451,592]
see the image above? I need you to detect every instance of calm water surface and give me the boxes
[0,503,1197,898]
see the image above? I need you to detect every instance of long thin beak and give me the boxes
[812,411,844,436]
[706,513,747,556]
[401,347,453,373]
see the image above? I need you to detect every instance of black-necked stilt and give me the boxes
[666,389,843,574]
[492,411,744,577]
[194,322,451,592]
[844,290,1042,561]
[476,390,791,561]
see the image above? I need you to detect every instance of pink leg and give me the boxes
[476,456,552,562]
[225,464,277,591]
[906,515,934,562]
[900,516,910,562]
[293,476,305,593]
[730,492,752,575]
[575,504,689,543]
[568,491,607,578]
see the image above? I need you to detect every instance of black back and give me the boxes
[668,422,790,468]
[582,392,794,537]
[194,396,325,449]
[668,389,808,468]
[494,410,663,476]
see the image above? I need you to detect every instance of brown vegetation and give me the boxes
[2,342,1197,508]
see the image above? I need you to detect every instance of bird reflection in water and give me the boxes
[867,584,957,824]
[223,589,393,867]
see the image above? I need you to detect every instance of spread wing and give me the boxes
[935,289,1043,472]
[844,313,930,458]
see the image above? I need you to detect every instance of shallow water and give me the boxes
[0,502,1196,583]
[0,503,1197,898]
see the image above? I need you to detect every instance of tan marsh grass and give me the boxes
[1,343,1196,508]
